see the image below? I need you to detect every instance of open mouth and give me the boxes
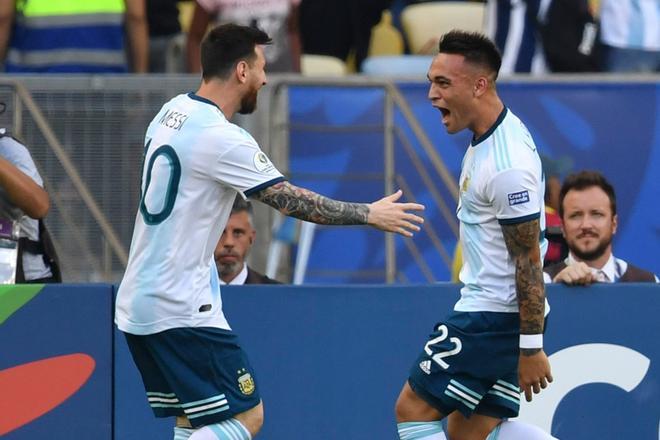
[439,107,451,123]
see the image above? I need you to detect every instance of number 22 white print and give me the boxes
[424,325,462,369]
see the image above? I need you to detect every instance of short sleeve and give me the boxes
[0,137,43,187]
[487,167,541,225]
[211,132,285,197]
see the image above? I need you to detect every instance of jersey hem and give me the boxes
[115,315,231,335]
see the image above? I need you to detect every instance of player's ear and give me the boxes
[236,60,249,84]
[612,214,618,235]
[474,76,489,97]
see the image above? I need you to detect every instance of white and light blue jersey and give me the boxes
[600,0,660,51]
[455,108,548,313]
[115,93,284,335]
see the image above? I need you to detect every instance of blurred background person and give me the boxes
[538,0,602,73]
[215,196,281,285]
[541,155,571,267]
[599,0,659,73]
[299,0,391,72]
[0,128,60,283]
[187,0,301,73]
[0,0,148,73]
[485,0,547,74]
[147,0,189,72]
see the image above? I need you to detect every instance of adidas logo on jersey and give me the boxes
[419,360,431,375]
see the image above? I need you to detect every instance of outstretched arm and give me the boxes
[501,218,552,402]
[251,181,424,237]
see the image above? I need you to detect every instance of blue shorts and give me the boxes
[408,311,521,419]
[124,327,261,428]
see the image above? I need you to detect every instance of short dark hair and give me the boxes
[438,30,502,79]
[201,23,272,81]
[231,195,254,217]
[559,170,617,218]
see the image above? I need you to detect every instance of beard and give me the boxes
[571,234,612,261]
[218,260,241,278]
[238,88,258,114]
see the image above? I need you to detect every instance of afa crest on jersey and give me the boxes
[461,175,471,193]
[238,369,255,395]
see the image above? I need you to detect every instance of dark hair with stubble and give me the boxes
[559,170,617,218]
[201,23,272,81]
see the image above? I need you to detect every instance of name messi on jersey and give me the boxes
[159,110,189,131]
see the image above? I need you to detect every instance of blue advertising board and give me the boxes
[2,283,657,438]
[115,283,660,439]
[0,284,113,439]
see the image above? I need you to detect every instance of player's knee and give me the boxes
[395,382,441,423]
[446,419,497,440]
[235,401,264,436]
[394,385,413,422]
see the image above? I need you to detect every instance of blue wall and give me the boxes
[288,81,660,283]
[1,284,659,439]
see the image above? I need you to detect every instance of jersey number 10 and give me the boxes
[139,140,182,225]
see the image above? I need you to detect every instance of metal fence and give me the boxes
[1,75,211,281]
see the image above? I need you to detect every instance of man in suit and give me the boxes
[215,196,281,284]
[544,170,658,284]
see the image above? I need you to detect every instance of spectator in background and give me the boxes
[0,0,148,73]
[544,171,658,285]
[485,0,547,74]
[538,0,601,72]
[599,0,659,73]
[215,197,281,285]
[541,155,570,267]
[299,0,391,71]
[0,128,60,283]
[187,0,301,73]
[147,0,188,72]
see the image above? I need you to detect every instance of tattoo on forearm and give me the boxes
[252,181,369,225]
[501,219,545,336]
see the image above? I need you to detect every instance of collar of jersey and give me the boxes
[187,92,225,116]
[471,106,508,147]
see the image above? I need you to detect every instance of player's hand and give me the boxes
[518,349,553,402]
[552,261,597,285]
[367,190,425,237]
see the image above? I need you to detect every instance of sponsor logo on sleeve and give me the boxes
[253,151,275,173]
[508,190,530,206]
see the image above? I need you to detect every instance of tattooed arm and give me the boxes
[502,218,553,402]
[251,181,424,236]
[501,218,545,342]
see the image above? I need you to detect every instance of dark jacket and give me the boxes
[544,260,657,283]
[539,0,602,72]
[245,266,282,285]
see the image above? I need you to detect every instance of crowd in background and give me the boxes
[0,0,658,285]
[0,0,657,74]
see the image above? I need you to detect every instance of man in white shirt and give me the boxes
[544,170,658,284]
[115,23,424,440]
[599,0,660,73]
